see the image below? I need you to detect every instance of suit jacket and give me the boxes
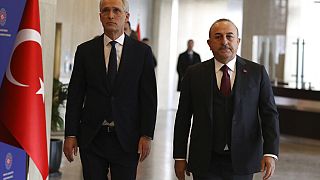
[65,35,157,153]
[177,50,201,91]
[173,56,279,175]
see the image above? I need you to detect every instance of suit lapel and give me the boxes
[113,35,132,91]
[203,59,214,121]
[94,35,109,91]
[233,56,247,118]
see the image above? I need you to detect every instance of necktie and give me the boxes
[220,65,231,96]
[107,41,117,89]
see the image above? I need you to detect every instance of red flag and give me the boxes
[0,0,48,179]
[136,23,141,41]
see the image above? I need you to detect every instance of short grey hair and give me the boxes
[99,0,129,13]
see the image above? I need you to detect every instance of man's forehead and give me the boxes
[212,25,237,34]
[214,31,236,35]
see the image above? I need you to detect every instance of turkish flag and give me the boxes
[136,22,141,41]
[0,0,48,179]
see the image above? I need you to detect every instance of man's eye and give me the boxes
[227,35,235,39]
[101,9,109,14]
[113,8,122,14]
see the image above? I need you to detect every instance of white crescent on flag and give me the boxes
[6,29,42,87]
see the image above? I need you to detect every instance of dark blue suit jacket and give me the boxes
[173,56,279,175]
[65,35,157,153]
[177,51,201,91]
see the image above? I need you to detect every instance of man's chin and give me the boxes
[215,55,233,63]
[105,27,117,32]
[218,53,232,59]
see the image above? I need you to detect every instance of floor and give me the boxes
[50,109,320,180]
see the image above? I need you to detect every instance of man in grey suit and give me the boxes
[173,19,279,180]
[63,0,157,179]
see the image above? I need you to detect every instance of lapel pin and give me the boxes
[243,69,247,73]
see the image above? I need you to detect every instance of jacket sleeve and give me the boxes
[173,68,193,159]
[258,65,280,156]
[65,46,86,138]
[139,46,157,139]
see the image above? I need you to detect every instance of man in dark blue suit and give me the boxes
[177,39,201,91]
[63,0,157,179]
[173,19,279,180]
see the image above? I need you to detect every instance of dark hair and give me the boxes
[209,18,239,38]
[142,38,149,41]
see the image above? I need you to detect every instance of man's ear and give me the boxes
[125,12,130,22]
[207,40,212,50]
[99,12,103,23]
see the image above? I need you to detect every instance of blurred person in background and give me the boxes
[176,39,201,91]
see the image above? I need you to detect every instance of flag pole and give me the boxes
[137,0,141,40]
[26,154,29,180]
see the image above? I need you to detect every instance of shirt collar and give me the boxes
[214,56,237,73]
[104,33,125,46]
[187,50,194,55]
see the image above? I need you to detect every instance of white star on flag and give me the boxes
[36,78,45,103]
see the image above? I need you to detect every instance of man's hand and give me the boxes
[63,137,78,162]
[138,136,151,162]
[261,156,276,180]
[175,160,190,180]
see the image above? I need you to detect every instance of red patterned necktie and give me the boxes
[220,65,231,96]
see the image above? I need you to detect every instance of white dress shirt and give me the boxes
[102,34,125,126]
[103,33,125,71]
[214,57,236,90]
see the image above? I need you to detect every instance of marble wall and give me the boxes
[56,0,102,81]
[241,0,287,60]
[56,0,154,82]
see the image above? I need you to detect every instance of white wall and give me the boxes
[177,0,243,61]
[127,0,154,40]
[153,0,175,110]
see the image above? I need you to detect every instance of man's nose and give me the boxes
[106,11,114,19]
[221,36,228,45]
